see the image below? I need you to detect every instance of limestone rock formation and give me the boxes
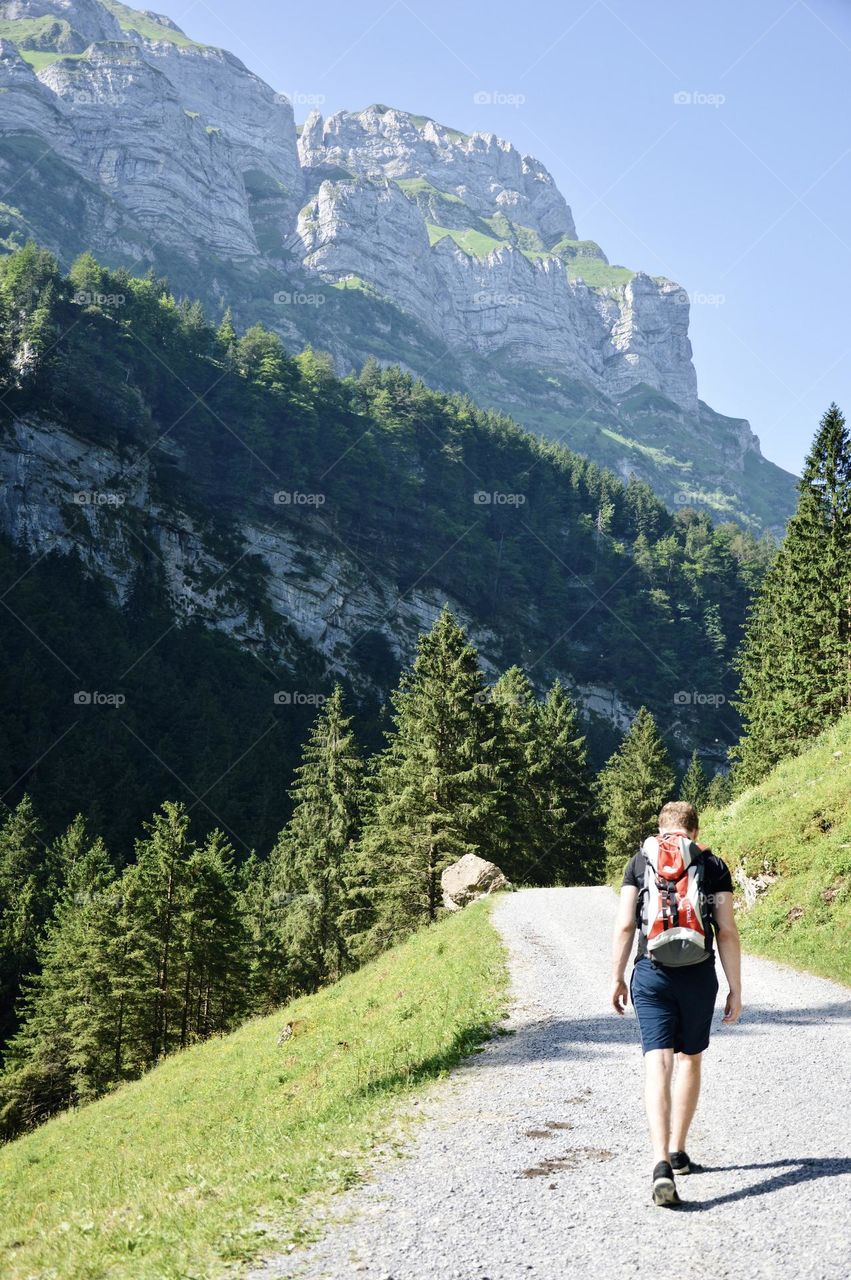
[0,0,796,529]
[441,854,509,912]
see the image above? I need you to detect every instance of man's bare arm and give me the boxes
[713,891,742,1024]
[611,885,638,1014]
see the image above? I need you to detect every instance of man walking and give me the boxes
[611,800,742,1206]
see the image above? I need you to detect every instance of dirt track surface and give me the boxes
[248,887,851,1280]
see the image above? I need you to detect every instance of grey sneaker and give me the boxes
[651,1160,681,1206]
[670,1150,691,1175]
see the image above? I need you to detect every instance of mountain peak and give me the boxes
[0,0,797,527]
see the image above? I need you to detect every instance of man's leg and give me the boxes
[643,1047,675,1163]
[670,1051,702,1153]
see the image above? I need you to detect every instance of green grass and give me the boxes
[406,112,469,142]
[0,900,509,1280]
[426,223,507,257]
[329,274,382,297]
[566,260,635,289]
[482,215,545,252]
[18,49,87,70]
[101,1,204,48]
[701,715,851,986]
[550,236,608,260]
[617,384,682,415]
[395,177,462,203]
[544,238,636,289]
[0,4,203,59]
[0,15,72,46]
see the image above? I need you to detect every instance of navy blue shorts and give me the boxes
[629,955,719,1055]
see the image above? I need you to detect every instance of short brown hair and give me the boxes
[658,800,698,834]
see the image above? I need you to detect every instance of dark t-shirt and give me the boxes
[623,846,733,962]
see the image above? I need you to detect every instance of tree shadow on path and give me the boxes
[676,1157,851,1211]
[473,997,851,1064]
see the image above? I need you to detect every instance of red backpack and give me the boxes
[637,830,711,966]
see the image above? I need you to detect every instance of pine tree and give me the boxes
[599,707,675,882]
[0,817,116,1134]
[490,666,539,881]
[120,803,250,1064]
[268,686,363,990]
[531,680,604,885]
[0,796,50,1044]
[680,750,708,809]
[704,769,733,810]
[356,607,502,951]
[238,852,287,1013]
[130,801,195,1063]
[0,807,252,1136]
[180,829,249,1043]
[216,306,238,363]
[734,404,851,782]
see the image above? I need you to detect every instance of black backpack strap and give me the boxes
[688,847,714,945]
[634,850,649,931]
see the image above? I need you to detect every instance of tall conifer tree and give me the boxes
[0,817,116,1133]
[268,686,363,990]
[356,607,501,950]
[531,680,604,885]
[599,707,675,881]
[490,666,539,881]
[0,797,50,1044]
[735,404,851,782]
[680,750,708,809]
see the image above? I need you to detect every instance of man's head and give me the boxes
[658,800,698,837]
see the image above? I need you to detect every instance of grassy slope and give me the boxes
[426,222,506,257]
[101,2,203,48]
[701,715,851,987]
[0,901,509,1280]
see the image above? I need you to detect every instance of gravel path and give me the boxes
[248,887,851,1280]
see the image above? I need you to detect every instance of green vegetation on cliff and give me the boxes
[0,244,768,782]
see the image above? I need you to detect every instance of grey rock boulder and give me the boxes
[441,854,509,912]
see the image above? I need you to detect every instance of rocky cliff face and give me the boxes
[296,106,697,414]
[0,411,614,718]
[4,403,746,769]
[0,0,795,531]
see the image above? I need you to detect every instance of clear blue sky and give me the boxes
[171,0,851,475]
